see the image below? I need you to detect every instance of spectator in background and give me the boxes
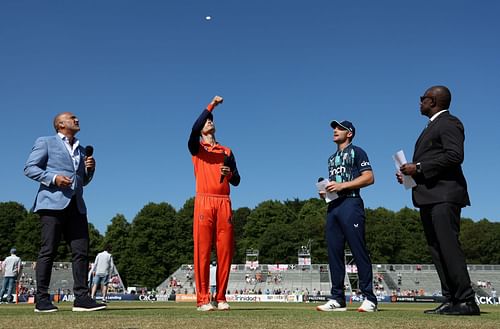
[0,248,21,303]
[90,245,115,303]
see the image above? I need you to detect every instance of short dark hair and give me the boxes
[430,85,452,109]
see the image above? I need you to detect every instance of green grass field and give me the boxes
[1,302,499,329]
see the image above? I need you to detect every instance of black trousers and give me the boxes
[420,203,475,303]
[36,197,90,301]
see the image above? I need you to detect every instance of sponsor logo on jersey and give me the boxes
[330,166,346,176]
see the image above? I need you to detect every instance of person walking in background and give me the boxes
[397,86,479,316]
[188,96,241,311]
[90,245,115,303]
[316,120,378,313]
[0,248,21,304]
[24,112,106,313]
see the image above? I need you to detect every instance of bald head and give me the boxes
[53,112,80,136]
[427,85,452,110]
[53,113,66,132]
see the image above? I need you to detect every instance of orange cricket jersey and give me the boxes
[192,142,233,196]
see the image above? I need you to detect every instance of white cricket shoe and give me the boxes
[357,299,378,312]
[197,303,215,312]
[217,302,231,311]
[316,299,347,312]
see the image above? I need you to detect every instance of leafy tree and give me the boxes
[461,218,500,264]
[367,207,396,221]
[13,211,41,260]
[88,222,104,260]
[284,198,306,216]
[102,214,132,285]
[232,206,251,263]
[241,200,297,263]
[259,221,297,263]
[394,207,429,263]
[293,198,328,263]
[4,196,500,285]
[365,207,399,263]
[127,202,177,288]
[481,221,500,264]
[0,202,28,256]
[172,198,194,266]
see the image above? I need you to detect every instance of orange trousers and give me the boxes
[193,193,234,306]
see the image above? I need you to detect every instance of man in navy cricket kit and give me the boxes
[316,120,378,312]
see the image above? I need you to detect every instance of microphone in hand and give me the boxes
[220,154,231,183]
[84,145,95,170]
[85,145,94,157]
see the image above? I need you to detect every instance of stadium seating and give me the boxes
[159,263,500,298]
[1,261,75,296]
[7,261,498,298]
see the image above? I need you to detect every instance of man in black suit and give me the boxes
[397,86,479,316]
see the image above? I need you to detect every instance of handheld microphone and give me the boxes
[85,145,94,157]
[318,177,324,182]
[220,154,230,183]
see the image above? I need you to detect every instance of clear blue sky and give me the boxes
[1,1,499,233]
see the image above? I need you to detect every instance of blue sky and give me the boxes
[1,0,499,234]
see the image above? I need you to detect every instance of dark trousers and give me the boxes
[36,197,90,301]
[326,197,376,304]
[420,203,475,303]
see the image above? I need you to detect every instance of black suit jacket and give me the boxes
[411,111,470,208]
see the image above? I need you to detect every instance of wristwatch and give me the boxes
[416,162,422,174]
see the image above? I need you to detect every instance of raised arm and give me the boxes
[188,96,223,155]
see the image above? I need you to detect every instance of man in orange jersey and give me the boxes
[188,95,240,311]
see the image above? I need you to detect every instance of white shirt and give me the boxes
[2,255,21,277]
[51,133,81,186]
[92,251,114,276]
[429,110,449,122]
[58,132,81,170]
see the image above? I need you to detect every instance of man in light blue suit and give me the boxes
[25,112,105,313]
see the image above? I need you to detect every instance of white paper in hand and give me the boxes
[393,150,417,190]
[316,179,339,203]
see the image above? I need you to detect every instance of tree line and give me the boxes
[1,199,499,289]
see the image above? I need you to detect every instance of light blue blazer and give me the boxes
[24,135,94,214]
